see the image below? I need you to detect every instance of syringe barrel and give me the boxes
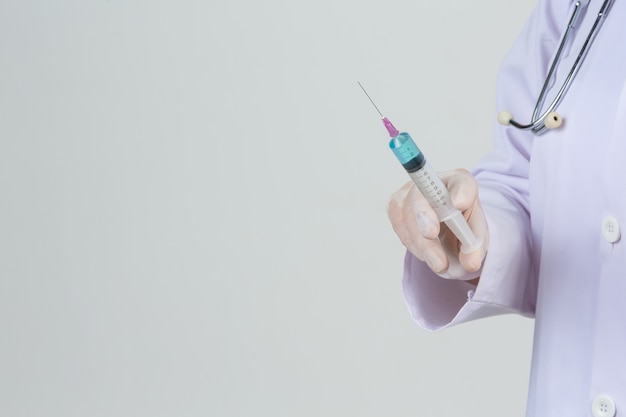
[406,160,457,221]
[389,132,481,252]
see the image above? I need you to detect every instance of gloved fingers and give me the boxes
[388,181,449,274]
[439,169,479,212]
[405,181,440,240]
[458,197,489,272]
[437,168,488,272]
[387,182,423,254]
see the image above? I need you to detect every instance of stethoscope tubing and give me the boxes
[501,0,615,134]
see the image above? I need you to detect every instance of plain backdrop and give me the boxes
[0,0,537,416]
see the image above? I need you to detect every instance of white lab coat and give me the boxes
[403,0,626,416]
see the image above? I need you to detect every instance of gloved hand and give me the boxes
[387,169,489,280]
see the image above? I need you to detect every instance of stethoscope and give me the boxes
[497,0,614,135]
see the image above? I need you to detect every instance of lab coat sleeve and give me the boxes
[402,0,571,331]
[403,187,536,330]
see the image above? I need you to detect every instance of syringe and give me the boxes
[358,82,481,253]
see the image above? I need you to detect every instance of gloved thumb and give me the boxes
[439,169,489,274]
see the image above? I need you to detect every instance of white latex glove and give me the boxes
[387,169,489,280]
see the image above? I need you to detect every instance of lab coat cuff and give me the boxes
[402,188,534,331]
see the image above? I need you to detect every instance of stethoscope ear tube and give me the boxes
[497,0,613,134]
[497,110,562,130]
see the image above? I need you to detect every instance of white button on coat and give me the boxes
[601,216,621,243]
[592,395,616,417]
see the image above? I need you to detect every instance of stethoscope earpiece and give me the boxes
[544,112,562,129]
[497,110,513,126]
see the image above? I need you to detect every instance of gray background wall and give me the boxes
[1,0,536,416]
